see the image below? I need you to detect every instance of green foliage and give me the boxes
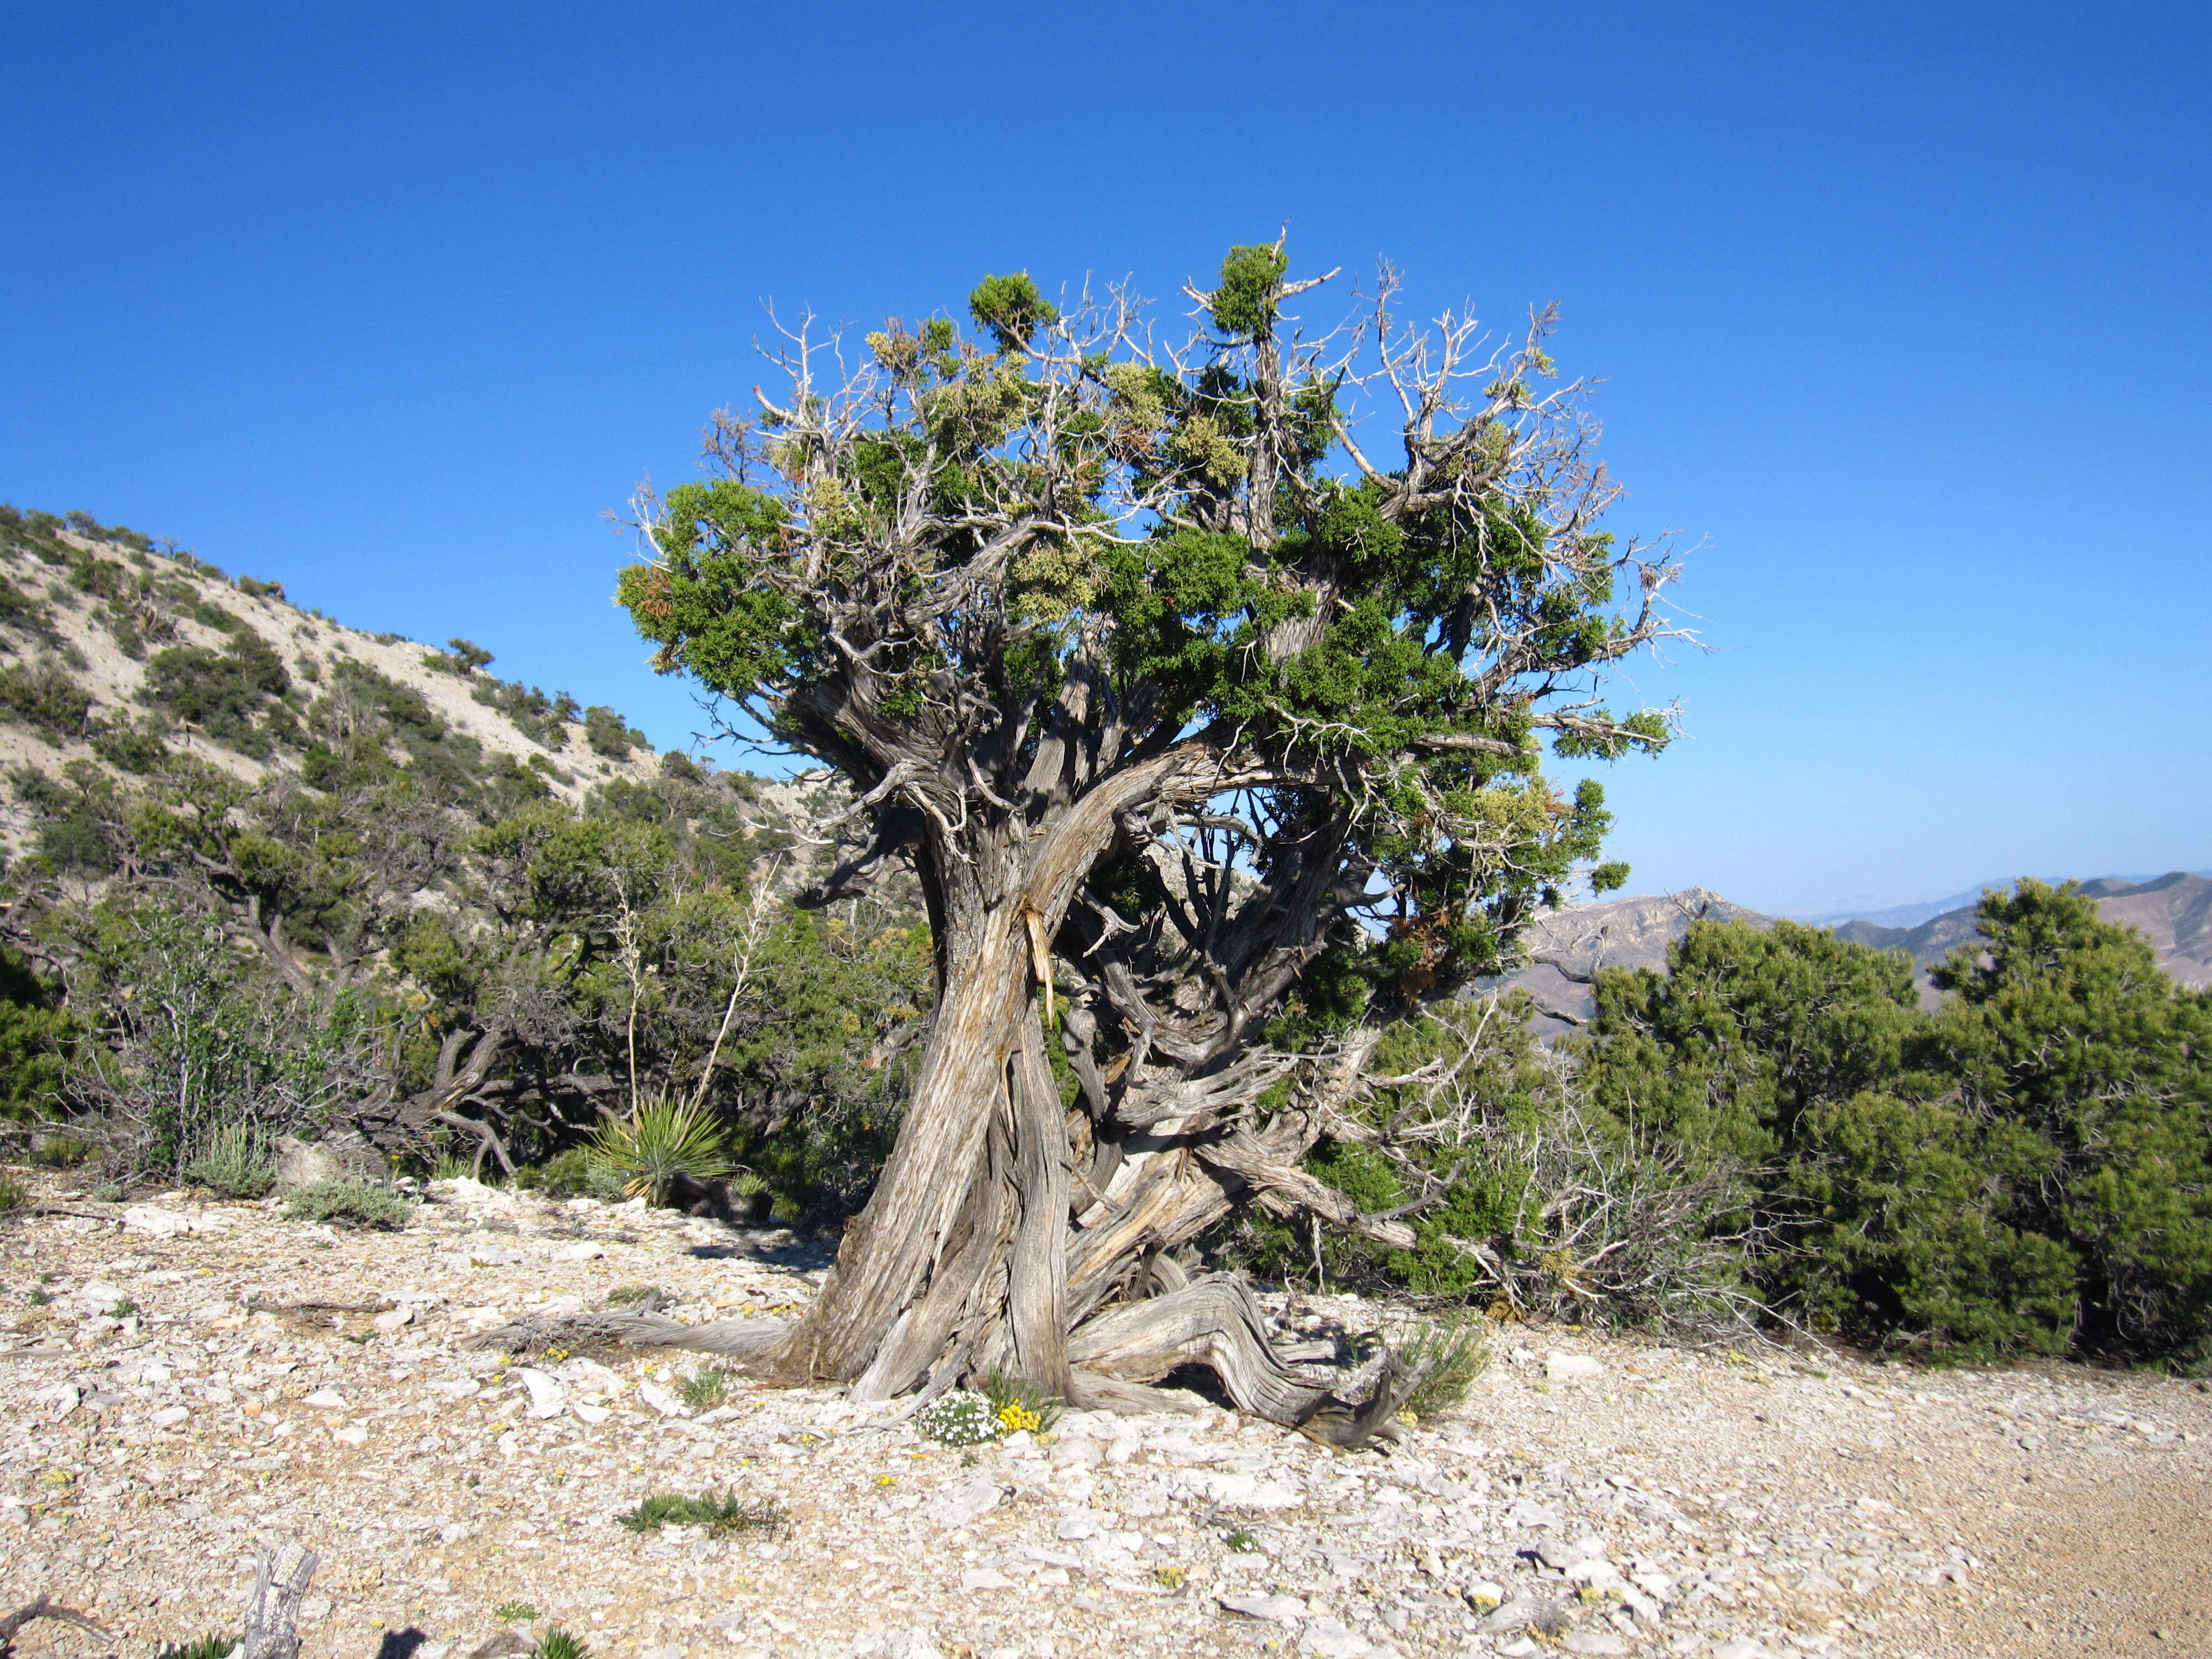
[1392,1314,1490,1417]
[674,1365,730,1411]
[0,660,93,742]
[982,1370,1062,1436]
[583,704,646,760]
[533,1632,591,1659]
[185,1122,276,1198]
[967,271,1059,353]
[156,1633,241,1659]
[614,1489,788,1537]
[142,633,290,752]
[0,1174,24,1214]
[1578,886,2212,1361]
[587,1097,737,1201]
[493,1601,540,1623]
[0,945,75,1120]
[282,1180,413,1229]
[1209,242,1290,338]
[914,1389,1003,1447]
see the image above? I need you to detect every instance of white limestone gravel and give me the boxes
[4,1176,2207,1659]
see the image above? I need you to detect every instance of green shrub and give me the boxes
[0,1174,25,1213]
[915,1389,1003,1447]
[614,1489,787,1537]
[1392,1314,1490,1418]
[283,1180,412,1229]
[675,1365,729,1411]
[1577,886,2212,1362]
[527,1146,624,1199]
[492,1600,539,1622]
[587,1097,736,1202]
[185,1123,275,1199]
[0,661,93,742]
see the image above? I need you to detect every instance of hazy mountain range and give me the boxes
[1498,872,2212,1035]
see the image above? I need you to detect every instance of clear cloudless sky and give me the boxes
[3,2,2206,916]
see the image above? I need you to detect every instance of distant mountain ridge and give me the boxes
[1495,872,2212,1034]
[1797,871,2212,931]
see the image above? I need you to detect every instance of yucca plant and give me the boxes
[586,1095,737,1202]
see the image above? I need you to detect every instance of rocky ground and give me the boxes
[3,1177,2207,1659]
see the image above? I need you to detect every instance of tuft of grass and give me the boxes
[157,1635,240,1659]
[1223,1527,1261,1553]
[27,1287,51,1306]
[0,1173,25,1214]
[614,1489,788,1538]
[605,1284,665,1308]
[675,1365,729,1412]
[534,1633,591,1659]
[492,1600,539,1623]
[1395,1313,1491,1420]
[283,1180,413,1229]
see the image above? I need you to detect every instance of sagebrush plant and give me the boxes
[915,1389,1003,1447]
[586,1095,737,1202]
[492,1601,539,1623]
[283,1180,412,1229]
[614,1489,788,1537]
[1391,1314,1489,1418]
[185,1121,275,1199]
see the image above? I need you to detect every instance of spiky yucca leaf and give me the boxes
[586,1095,737,1202]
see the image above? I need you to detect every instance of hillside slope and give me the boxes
[0,505,679,858]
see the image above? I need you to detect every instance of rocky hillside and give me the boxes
[0,504,684,859]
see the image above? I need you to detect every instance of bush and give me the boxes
[614,1490,787,1537]
[0,661,93,742]
[283,1180,412,1229]
[185,1123,276,1199]
[1390,1314,1489,1418]
[1577,888,2212,1362]
[0,1174,25,1213]
[915,1390,1003,1447]
[675,1365,729,1411]
[587,1097,736,1202]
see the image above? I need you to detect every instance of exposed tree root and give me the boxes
[0,1596,107,1656]
[465,1310,790,1359]
[465,1274,1416,1447]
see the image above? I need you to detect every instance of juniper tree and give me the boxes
[602,244,1679,1431]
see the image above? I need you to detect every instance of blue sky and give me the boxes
[4,2,2206,916]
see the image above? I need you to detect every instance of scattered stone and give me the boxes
[1219,1592,1308,1623]
[924,1477,1003,1529]
[1545,1352,1605,1383]
[300,1387,347,1408]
